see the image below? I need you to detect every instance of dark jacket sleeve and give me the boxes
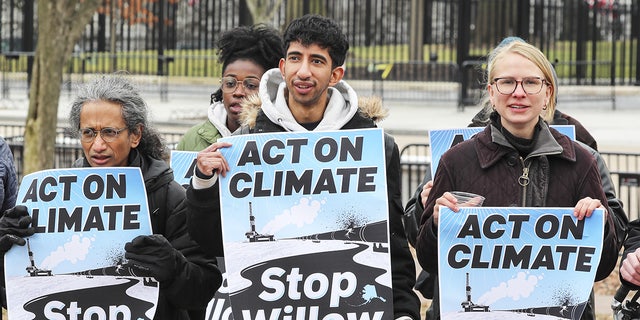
[0,139,17,212]
[575,140,627,253]
[185,182,225,257]
[414,160,453,275]
[403,169,432,248]
[0,138,17,308]
[592,148,627,251]
[385,134,421,320]
[578,154,619,282]
[160,182,222,310]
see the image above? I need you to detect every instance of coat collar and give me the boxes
[476,119,577,169]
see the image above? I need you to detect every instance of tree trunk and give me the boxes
[245,0,284,25]
[23,0,101,175]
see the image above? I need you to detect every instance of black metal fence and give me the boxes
[1,0,638,105]
[602,152,640,220]
[399,143,432,204]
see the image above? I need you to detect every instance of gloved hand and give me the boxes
[0,205,35,253]
[124,235,179,282]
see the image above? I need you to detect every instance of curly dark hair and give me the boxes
[282,14,349,69]
[211,24,283,103]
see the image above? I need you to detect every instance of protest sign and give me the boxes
[429,125,576,177]
[438,207,604,319]
[170,150,198,188]
[169,150,233,319]
[218,128,393,320]
[5,167,158,320]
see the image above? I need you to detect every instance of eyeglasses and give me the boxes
[79,127,128,143]
[492,77,547,95]
[220,76,260,94]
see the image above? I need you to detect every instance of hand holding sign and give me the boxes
[125,234,179,282]
[0,205,35,253]
[573,196,606,220]
[196,142,232,177]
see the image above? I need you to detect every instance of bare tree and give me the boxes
[245,0,285,24]
[24,0,101,175]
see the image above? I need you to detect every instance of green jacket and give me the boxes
[176,120,222,151]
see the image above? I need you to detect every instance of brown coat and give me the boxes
[415,122,618,282]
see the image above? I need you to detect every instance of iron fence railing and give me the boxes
[2,0,638,103]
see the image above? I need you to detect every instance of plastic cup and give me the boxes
[450,191,485,207]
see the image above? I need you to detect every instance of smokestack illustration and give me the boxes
[466,272,472,303]
[248,202,256,235]
[461,272,489,312]
[27,238,36,270]
[244,202,274,242]
[25,238,52,277]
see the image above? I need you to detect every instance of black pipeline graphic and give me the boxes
[24,278,154,319]
[230,243,390,320]
[293,220,387,243]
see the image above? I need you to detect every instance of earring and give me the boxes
[542,104,547,110]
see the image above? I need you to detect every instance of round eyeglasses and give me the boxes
[220,76,260,94]
[79,127,128,143]
[492,77,547,95]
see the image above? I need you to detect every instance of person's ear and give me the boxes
[279,58,286,78]
[130,124,143,148]
[487,83,496,106]
[329,66,345,86]
[546,83,553,102]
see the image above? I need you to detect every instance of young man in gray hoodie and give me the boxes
[186,14,421,320]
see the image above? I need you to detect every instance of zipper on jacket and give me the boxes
[518,156,531,206]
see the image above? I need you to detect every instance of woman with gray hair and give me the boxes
[69,74,222,319]
[69,74,167,161]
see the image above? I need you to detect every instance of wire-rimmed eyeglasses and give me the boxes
[220,76,260,94]
[79,127,128,143]
[492,77,547,95]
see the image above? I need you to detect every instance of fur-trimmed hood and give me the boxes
[207,100,232,137]
[239,68,388,130]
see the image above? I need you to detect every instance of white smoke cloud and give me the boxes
[40,234,93,269]
[261,197,325,235]
[476,272,542,306]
